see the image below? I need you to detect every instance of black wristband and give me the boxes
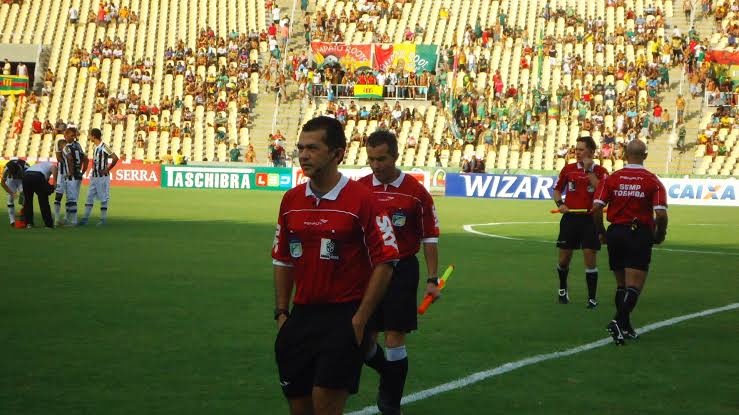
[273,308,289,320]
[555,200,564,207]
[426,277,439,286]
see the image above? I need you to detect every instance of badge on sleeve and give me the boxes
[289,237,303,258]
[320,238,339,260]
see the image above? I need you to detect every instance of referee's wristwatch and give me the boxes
[274,308,289,320]
[426,277,439,286]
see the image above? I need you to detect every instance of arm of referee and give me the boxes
[273,264,294,328]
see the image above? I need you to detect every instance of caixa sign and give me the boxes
[660,178,737,206]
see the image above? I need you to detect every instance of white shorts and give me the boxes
[5,178,22,193]
[6,179,22,205]
[86,176,110,203]
[64,179,82,203]
[55,175,66,194]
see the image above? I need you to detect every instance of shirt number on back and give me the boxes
[376,215,399,251]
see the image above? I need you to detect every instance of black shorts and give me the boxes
[372,255,420,333]
[275,302,370,398]
[606,224,654,272]
[556,213,601,250]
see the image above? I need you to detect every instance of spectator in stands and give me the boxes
[3,59,10,75]
[43,120,54,134]
[245,144,256,162]
[54,119,67,134]
[69,6,79,23]
[229,144,241,162]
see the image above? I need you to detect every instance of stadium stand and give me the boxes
[0,0,267,162]
[288,0,689,174]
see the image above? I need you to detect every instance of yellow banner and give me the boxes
[392,43,417,73]
[353,84,383,99]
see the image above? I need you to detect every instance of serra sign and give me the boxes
[82,162,161,187]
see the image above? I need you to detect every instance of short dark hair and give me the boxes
[366,129,399,158]
[90,128,102,139]
[301,116,346,151]
[577,136,597,152]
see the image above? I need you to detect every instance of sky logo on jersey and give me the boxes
[661,178,737,206]
[376,215,399,250]
[445,173,556,200]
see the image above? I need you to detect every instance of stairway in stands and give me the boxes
[249,0,307,164]
[646,5,715,175]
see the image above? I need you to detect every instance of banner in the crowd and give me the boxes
[162,166,292,190]
[705,50,739,65]
[375,44,438,73]
[82,162,162,187]
[292,167,430,191]
[374,44,394,72]
[354,84,383,99]
[445,173,557,199]
[660,178,737,206]
[0,75,28,95]
[310,42,372,71]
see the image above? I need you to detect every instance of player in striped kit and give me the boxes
[60,126,88,226]
[53,138,68,225]
[80,128,118,226]
[2,158,28,226]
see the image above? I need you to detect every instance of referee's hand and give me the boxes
[425,282,441,303]
[558,204,570,214]
[276,314,288,330]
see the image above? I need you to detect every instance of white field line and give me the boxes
[347,303,739,415]
[462,222,739,256]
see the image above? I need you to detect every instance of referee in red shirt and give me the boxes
[272,116,400,414]
[592,140,668,345]
[552,136,609,308]
[359,130,441,415]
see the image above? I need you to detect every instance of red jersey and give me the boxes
[272,175,400,304]
[358,172,440,258]
[593,164,667,227]
[554,162,609,211]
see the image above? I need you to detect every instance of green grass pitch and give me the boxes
[1,187,738,414]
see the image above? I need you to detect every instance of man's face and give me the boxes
[367,143,398,183]
[297,130,341,179]
[575,141,593,162]
[64,130,77,143]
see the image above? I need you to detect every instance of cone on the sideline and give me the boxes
[15,208,26,228]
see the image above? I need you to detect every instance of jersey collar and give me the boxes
[372,171,405,188]
[624,164,645,169]
[576,162,595,172]
[305,174,349,201]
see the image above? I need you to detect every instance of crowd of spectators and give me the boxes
[68,2,138,25]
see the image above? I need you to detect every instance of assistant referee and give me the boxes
[552,136,609,308]
[592,140,668,345]
[359,130,441,415]
[272,117,400,415]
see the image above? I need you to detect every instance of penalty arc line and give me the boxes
[346,303,739,415]
[462,222,739,256]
